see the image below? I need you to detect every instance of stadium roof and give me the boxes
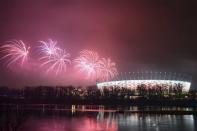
[97,80,191,92]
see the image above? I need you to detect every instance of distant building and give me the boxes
[97,72,191,94]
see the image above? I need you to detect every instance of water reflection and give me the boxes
[0,106,196,131]
[19,117,118,131]
[97,112,196,131]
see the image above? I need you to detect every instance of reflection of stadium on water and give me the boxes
[97,72,191,94]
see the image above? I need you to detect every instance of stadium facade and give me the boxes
[97,72,191,93]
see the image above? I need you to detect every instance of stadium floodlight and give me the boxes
[97,80,191,92]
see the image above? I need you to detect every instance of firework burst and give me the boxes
[0,40,30,66]
[40,48,71,75]
[74,50,101,80]
[98,58,118,81]
[38,39,59,58]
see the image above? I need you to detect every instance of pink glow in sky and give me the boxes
[0,0,196,88]
[0,40,118,87]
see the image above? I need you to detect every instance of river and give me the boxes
[0,105,196,131]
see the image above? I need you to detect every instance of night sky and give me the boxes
[0,0,196,89]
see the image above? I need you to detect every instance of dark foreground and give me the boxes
[1,86,197,107]
[0,105,197,131]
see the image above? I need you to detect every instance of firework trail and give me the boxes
[99,58,118,81]
[38,39,59,59]
[0,40,30,66]
[74,50,101,80]
[40,48,71,75]
[38,39,71,75]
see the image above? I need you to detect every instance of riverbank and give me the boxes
[1,98,197,107]
[1,104,197,115]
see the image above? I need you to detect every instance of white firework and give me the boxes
[0,40,30,66]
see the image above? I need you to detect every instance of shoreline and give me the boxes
[0,104,197,115]
[1,99,197,107]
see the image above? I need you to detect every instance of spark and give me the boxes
[0,40,30,66]
[74,50,101,80]
[38,39,59,58]
[40,48,71,75]
[99,58,118,81]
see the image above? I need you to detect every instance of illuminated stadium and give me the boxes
[97,72,191,93]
